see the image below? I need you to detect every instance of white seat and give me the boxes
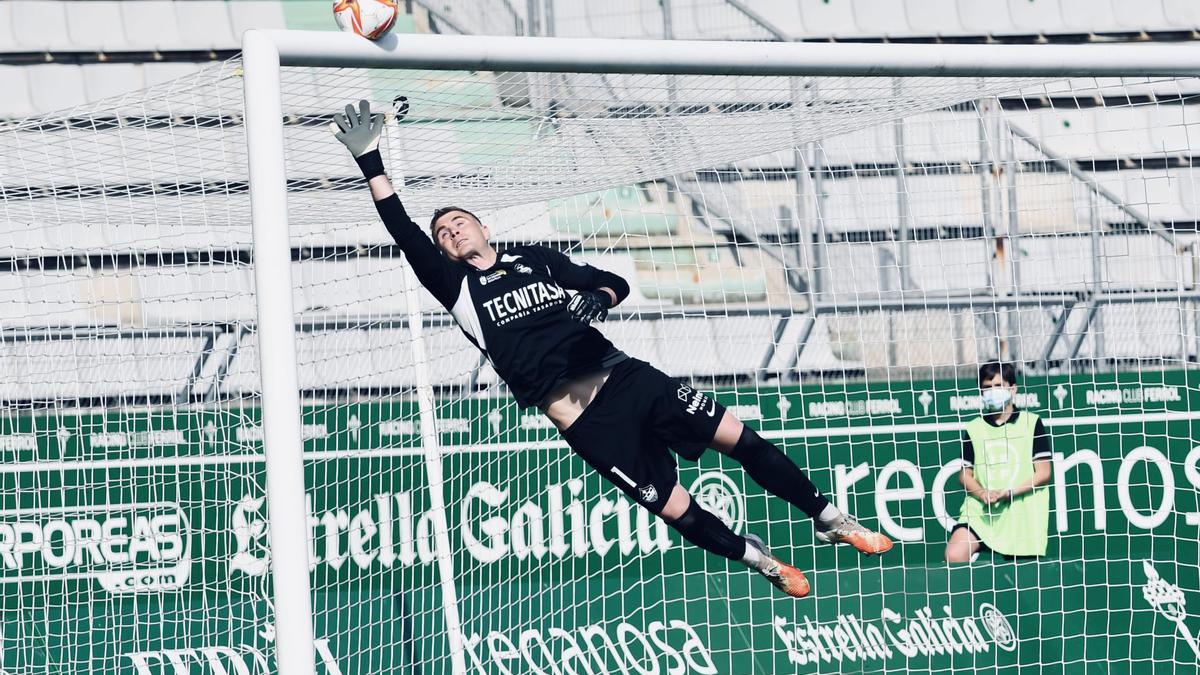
[27,64,89,114]
[725,0,805,38]
[903,0,966,36]
[955,0,1017,36]
[1110,0,1172,33]
[141,62,205,87]
[1037,107,1101,159]
[1162,0,1200,28]
[175,1,239,51]
[0,66,36,119]
[66,1,130,53]
[0,2,17,52]
[230,0,288,39]
[1093,105,1156,158]
[581,0,659,40]
[1056,0,1120,33]
[134,266,255,324]
[120,1,185,52]
[798,0,863,39]
[82,63,145,103]
[850,0,916,38]
[1007,0,1070,34]
[10,1,75,52]
[1146,104,1200,157]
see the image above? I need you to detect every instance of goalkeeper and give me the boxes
[332,101,892,598]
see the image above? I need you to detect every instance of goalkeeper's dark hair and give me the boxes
[978,361,1018,387]
[429,206,482,235]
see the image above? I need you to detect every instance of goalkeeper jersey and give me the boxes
[376,195,630,408]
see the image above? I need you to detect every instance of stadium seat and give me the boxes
[175,1,240,51]
[81,64,146,103]
[955,0,1017,36]
[1162,0,1200,29]
[1110,0,1172,33]
[0,66,37,119]
[0,3,17,53]
[10,1,75,52]
[797,0,863,39]
[141,62,207,88]
[133,266,255,324]
[66,1,130,53]
[903,0,968,37]
[849,0,916,39]
[27,64,89,113]
[1006,0,1072,35]
[119,1,185,52]
[1147,103,1200,157]
[583,0,660,39]
[1057,0,1122,34]
[0,336,204,400]
[1037,107,1102,159]
[230,0,289,38]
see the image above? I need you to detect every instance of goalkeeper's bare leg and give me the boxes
[709,412,893,556]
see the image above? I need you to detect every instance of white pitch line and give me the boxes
[0,409,1197,474]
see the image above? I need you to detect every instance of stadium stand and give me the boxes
[3,0,1200,404]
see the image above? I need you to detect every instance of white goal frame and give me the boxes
[240,29,1200,675]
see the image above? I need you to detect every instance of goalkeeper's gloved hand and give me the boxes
[567,290,612,324]
[330,99,387,179]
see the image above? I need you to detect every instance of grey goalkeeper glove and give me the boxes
[330,99,387,179]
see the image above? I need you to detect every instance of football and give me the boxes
[333,0,399,40]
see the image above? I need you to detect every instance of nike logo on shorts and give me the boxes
[706,398,717,417]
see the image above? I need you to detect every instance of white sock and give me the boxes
[740,539,765,570]
[817,504,843,529]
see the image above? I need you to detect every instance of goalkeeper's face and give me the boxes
[432,210,492,261]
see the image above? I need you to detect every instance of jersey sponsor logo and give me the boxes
[773,602,1013,666]
[481,281,567,324]
[0,502,190,593]
[638,484,659,503]
[688,472,745,534]
[479,269,507,286]
[513,262,533,275]
[677,383,712,417]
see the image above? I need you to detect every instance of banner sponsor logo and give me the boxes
[0,435,37,452]
[229,479,672,576]
[773,603,1014,666]
[1141,560,1200,658]
[835,441,1200,542]
[1084,385,1181,406]
[123,636,343,675]
[808,397,902,418]
[463,619,717,675]
[947,393,1040,412]
[688,472,745,535]
[89,430,186,449]
[0,502,190,593]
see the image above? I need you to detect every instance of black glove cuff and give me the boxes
[354,149,386,180]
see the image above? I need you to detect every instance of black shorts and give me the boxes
[559,358,727,514]
[951,523,991,553]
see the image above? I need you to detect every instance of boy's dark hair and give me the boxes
[978,361,1018,387]
[429,206,482,236]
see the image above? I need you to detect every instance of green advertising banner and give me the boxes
[1,368,1199,673]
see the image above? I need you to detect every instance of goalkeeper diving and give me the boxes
[331,100,892,598]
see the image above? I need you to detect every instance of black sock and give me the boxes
[728,425,831,521]
[668,500,746,561]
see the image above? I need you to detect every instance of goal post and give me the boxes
[239,30,1200,674]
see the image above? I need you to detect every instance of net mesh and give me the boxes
[2,55,1199,673]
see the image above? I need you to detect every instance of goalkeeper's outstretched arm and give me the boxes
[331,100,462,309]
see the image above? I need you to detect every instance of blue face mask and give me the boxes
[981,388,1013,411]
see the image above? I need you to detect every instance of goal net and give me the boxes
[2,35,1199,674]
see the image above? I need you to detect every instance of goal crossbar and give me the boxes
[251,29,1200,76]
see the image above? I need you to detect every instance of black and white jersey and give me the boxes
[377,195,631,407]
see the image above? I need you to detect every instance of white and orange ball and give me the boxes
[333,0,399,41]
